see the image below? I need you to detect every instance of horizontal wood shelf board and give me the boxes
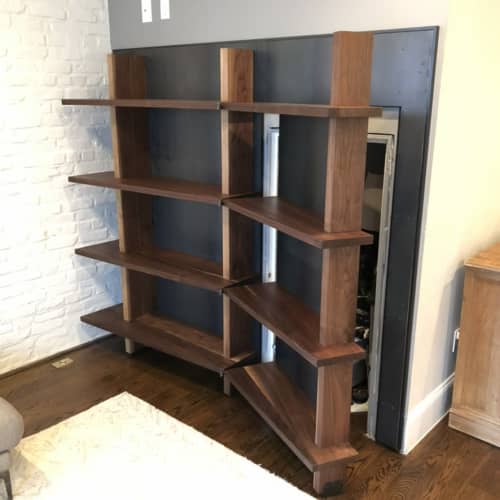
[221,101,382,118]
[226,363,357,470]
[75,240,244,292]
[61,99,381,117]
[68,171,225,205]
[81,304,250,374]
[223,197,373,248]
[226,283,365,366]
[62,98,220,110]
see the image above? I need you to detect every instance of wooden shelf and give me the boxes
[226,362,357,471]
[68,171,251,206]
[222,101,382,118]
[226,283,365,367]
[82,304,254,375]
[223,197,373,249]
[62,98,220,110]
[66,35,377,495]
[76,240,251,292]
[62,98,381,118]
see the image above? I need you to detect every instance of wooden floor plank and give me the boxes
[1,337,498,499]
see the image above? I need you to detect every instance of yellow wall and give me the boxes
[404,0,500,451]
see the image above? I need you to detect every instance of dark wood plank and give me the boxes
[81,305,253,375]
[220,47,255,393]
[225,283,365,366]
[224,196,373,249]
[324,119,370,233]
[330,31,374,107]
[316,363,353,447]
[107,54,153,322]
[68,171,243,206]
[226,362,358,471]
[221,101,382,118]
[314,31,375,495]
[61,99,382,117]
[75,240,250,292]
[62,98,220,110]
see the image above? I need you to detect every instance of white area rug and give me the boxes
[4,392,313,499]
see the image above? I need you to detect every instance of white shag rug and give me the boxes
[4,392,313,500]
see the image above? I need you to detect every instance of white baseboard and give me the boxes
[401,373,454,454]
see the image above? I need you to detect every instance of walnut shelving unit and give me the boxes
[63,32,380,496]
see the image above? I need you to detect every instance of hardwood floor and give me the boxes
[0,336,498,499]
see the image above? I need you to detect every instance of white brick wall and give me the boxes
[0,0,120,375]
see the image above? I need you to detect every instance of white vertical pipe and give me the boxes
[261,114,280,362]
[125,338,136,354]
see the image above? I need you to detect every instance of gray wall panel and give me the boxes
[107,0,447,50]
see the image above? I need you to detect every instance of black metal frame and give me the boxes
[372,27,439,449]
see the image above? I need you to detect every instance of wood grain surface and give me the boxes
[68,171,245,206]
[1,337,497,500]
[81,305,253,375]
[107,54,153,323]
[223,197,373,249]
[225,283,365,366]
[62,98,220,110]
[219,48,255,392]
[450,244,500,447]
[75,240,251,292]
[226,362,358,471]
[313,31,374,495]
[61,98,381,118]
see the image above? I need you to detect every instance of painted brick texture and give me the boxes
[0,0,120,375]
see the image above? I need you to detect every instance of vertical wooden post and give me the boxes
[107,55,153,337]
[313,32,374,496]
[220,48,254,394]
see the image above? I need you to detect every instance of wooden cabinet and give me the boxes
[449,243,500,447]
